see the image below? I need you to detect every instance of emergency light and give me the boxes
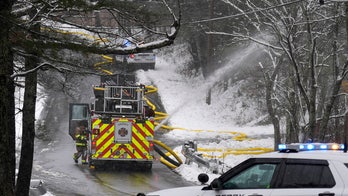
[278,143,345,152]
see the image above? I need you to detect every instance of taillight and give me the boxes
[149,142,154,152]
[91,140,96,154]
[129,54,135,59]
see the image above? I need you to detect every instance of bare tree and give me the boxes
[15,6,40,195]
[206,0,348,144]
[259,51,282,149]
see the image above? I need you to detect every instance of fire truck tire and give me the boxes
[154,145,180,167]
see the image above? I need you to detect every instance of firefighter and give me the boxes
[73,121,88,164]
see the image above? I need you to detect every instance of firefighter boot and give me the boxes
[82,159,88,165]
[73,154,78,163]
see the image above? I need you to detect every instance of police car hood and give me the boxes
[146,185,204,196]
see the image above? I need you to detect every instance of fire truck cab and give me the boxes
[69,74,155,170]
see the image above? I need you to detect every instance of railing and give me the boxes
[93,85,145,115]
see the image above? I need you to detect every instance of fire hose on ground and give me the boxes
[153,139,183,169]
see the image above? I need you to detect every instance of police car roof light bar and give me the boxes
[278,143,346,152]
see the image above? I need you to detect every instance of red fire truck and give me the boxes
[68,74,155,170]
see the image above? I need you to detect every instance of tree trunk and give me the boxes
[319,3,348,141]
[189,33,208,77]
[303,8,318,141]
[206,88,211,105]
[16,10,40,195]
[0,0,16,195]
[346,2,348,46]
[265,79,281,150]
[261,59,282,150]
[287,91,300,143]
[15,55,38,195]
[207,0,214,76]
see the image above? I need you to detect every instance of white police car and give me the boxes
[140,143,348,196]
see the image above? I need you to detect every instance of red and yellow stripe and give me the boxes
[91,118,154,161]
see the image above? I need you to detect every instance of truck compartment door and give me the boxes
[114,120,132,144]
[68,103,90,140]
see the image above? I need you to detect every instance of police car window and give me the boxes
[222,163,277,189]
[279,163,335,188]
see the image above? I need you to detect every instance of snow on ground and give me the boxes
[136,45,275,184]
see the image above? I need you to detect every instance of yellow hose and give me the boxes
[94,55,113,75]
[160,154,178,169]
[198,147,274,159]
[153,139,183,164]
[145,85,157,94]
[160,152,180,169]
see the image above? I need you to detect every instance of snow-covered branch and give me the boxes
[206,31,282,51]
[11,62,65,78]
[190,0,302,24]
